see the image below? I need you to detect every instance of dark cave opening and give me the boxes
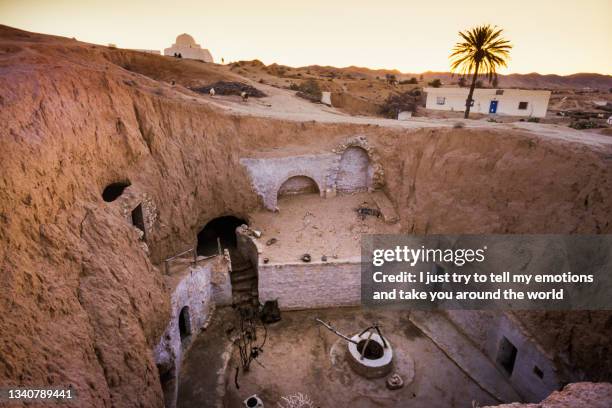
[196,216,248,257]
[178,306,191,341]
[102,181,131,202]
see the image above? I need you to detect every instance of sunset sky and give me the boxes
[1,0,610,75]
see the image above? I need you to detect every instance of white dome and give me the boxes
[175,33,196,46]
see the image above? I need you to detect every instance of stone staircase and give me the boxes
[229,252,259,309]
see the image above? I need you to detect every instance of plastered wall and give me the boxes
[445,310,562,402]
[258,258,362,310]
[240,136,384,211]
[153,258,224,408]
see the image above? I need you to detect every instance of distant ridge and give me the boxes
[266,63,612,90]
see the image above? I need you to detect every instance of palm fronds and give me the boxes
[449,24,512,82]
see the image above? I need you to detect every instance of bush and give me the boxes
[453,122,465,129]
[569,120,601,130]
[428,79,442,88]
[385,74,397,84]
[294,79,322,102]
[400,77,418,85]
[527,117,540,123]
[192,81,267,98]
[380,91,419,118]
[296,79,321,98]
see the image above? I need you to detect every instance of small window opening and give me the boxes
[102,181,131,202]
[436,96,446,105]
[496,90,504,95]
[178,306,191,341]
[533,365,544,379]
[518,101,528,110]
[131,204,146,240]
[497,336,518,376]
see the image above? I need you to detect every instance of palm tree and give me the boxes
[450,24,512,118]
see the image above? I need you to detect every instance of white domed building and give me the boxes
[163,34,214,62]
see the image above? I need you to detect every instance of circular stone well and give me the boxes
[347,332,393,378]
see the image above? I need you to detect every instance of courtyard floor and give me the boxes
[248,192,401,264]
[177,306,504,407]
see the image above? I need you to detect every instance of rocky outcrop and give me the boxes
[486,382,612,408]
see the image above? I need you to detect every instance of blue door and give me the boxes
[489,100,498,114]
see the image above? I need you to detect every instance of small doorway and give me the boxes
[497,336,518,376]
[131,204,146,240]
[278,176,320,197]
[489,100,498,114]
[178,306,191,342]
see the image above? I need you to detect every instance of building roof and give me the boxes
[175,33,196,47]
[424,87,551,96]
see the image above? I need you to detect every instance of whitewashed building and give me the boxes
[164,33,214,62]
[424,87,551,118]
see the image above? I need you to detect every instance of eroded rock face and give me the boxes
[0,25,611,407]
[485,382,612,408]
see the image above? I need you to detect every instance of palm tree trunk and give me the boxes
[464,61,481,119]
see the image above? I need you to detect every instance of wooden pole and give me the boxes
[315,318,358,345]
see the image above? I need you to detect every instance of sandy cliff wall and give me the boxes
[0,26,611,407]
[484,382,612,408]
[0,27,262,408]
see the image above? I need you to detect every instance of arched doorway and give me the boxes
[278,175,320,198]
[336,146,371,193]
[196,215,248,257]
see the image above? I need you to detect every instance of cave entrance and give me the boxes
[102,181,131,202]
[178,306,191,342]
[197,216,248,257]
[278,176,320,198]
[131,204,146,241]
[497,336,518,376]
[336,146,371,193]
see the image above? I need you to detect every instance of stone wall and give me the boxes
[336,146,371,192]
[210,251,233,306]
[236,226,262,268]
[446,310,562,402]
[333,135,384,190]
[240,135,385,211]
[110,185,158,249]
[240,155,332,210]
[154,257,224,408]
[258,258,361,310]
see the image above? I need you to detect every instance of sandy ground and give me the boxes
[248,193,402,263]
[177,307,501,408]
[104,47,612,149]
[188,82,612,149]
